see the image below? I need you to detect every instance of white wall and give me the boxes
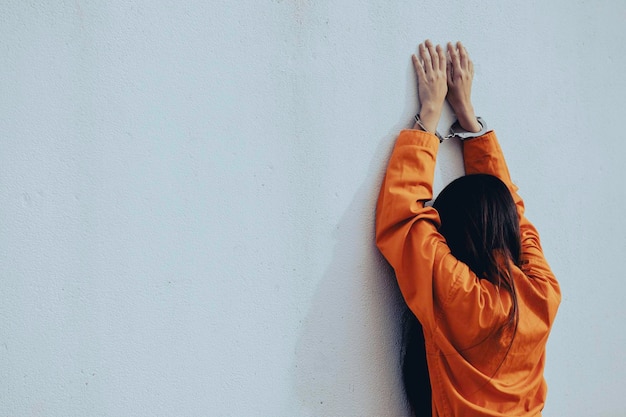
[1,1,625,416]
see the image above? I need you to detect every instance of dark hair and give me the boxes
[402,310,432,416]
[402,174,522,415]
[433,174,522,288]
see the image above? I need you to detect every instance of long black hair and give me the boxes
[402,174,522,415]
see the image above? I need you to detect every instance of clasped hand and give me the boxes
[413,40,481,134]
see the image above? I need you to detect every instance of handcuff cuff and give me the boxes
[414,113,489,143]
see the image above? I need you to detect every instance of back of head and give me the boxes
[433,174,521,286]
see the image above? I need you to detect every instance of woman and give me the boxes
[376,40,561,416]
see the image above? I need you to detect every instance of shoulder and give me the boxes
[514,265,561,324]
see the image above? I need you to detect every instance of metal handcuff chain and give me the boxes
[414,113,488,142]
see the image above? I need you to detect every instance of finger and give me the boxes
[458,41,468,68]
[425,40,438,71]
[447,41,454,58]
[447,60,453,85]
[412,53,426,81]
[448,42,461,71]
[469,59,474,76]
[436,44,446,72]
[419,42,433,72]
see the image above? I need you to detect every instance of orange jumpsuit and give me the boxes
[376,129,561,416]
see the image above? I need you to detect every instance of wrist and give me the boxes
[450,117,489,140]
[454,105,481,132]
[416,104,443,133]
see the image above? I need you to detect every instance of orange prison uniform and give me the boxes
[376,130,560,417]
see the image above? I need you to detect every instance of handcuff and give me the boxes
[414,113,489,142]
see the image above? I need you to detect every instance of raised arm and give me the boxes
[376,131,449,332]
[376,40,449,329]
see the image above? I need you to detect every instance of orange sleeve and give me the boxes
[376,130,513,337]
[463,132,561,305]
[375,130,440,330]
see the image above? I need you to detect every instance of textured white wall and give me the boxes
[1,1,625,416]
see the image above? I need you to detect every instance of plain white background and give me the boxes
[1,1,625,416]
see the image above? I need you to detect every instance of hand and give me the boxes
[446,41,481,132]
[412,40,447,133]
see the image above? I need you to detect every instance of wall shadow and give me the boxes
[292,128,408,416]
